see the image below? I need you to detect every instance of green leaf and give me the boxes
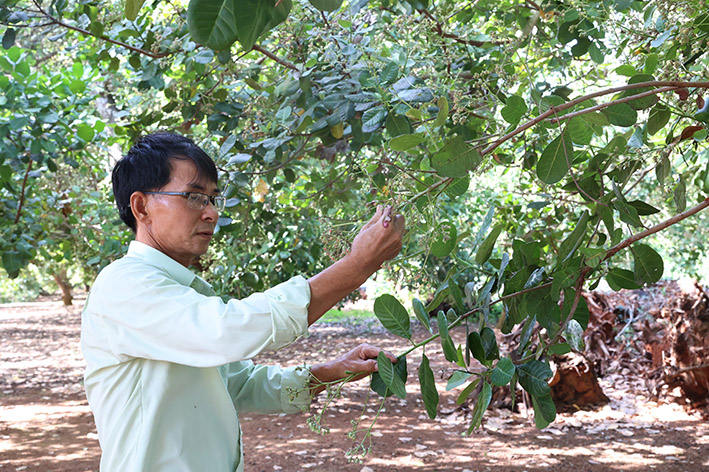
[373,294,411,339]
[557,211,589,262]
[385,113,411,137]
[77,123,95,142]
[377,352,406,399]
[418,355,439,419]
[2,28,16,50]
[379,61,399,85]
[434,95,449,128]
[568,116,593,145]
[564,319,585,351]
[674,177,686,212]
[656,156,671,186]
[361,106,387,133]
[614,64,637,77]
[536,131,574,184]
[480,327,499,361]
[308,0,343,12]
[548,343,572,355]
[621,74,659,110]
[531,393,556,429]
[446,371,472,391]
[125,0,146,20]
[606,268,641,290]
[631,243,664,285]
[467,381,492,432]
[602,103,638,126]
[412,298,432,333]
[430,221,457,258]
[438,312,458,363]
[475,223,503,265]
[467,331,485,364]
[389,133,426,151]
[517,360,552,396]
[456,378,480,405]
[188,0,273,51]
[628,200,660,215]
[431,135,482,178]
[501,95,527,124]
[371,355,407,398]
[490,357,515,386]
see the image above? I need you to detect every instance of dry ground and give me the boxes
[1,294,708,471]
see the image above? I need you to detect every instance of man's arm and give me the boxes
[307,205,405,325]
[309,343,397,395]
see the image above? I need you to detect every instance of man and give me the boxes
[81,132,405,471]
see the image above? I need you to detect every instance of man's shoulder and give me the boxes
[92,253,168,292]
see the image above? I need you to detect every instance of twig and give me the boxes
[31,0,171,58]
[252,44,298,71]
[663,363,709,382]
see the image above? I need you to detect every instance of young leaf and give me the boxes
[631,243,664,285]
[412,297,432,333]
[373,294,412,339]
[467,381,492,432]
[475,224,503,265]
[376,352,406,399]
[536,131,574,184]
[517,360,552,396]
[490,357,516,386]
[564,319,585,351]
[418,355,439,419]
[434,95,449,128]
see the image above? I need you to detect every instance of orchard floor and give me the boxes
[1,295,708,472]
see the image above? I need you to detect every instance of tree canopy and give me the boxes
[2,0,709,443]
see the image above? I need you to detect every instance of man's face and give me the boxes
[138,158,219,267]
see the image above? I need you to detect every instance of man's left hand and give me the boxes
[309,343,397,395]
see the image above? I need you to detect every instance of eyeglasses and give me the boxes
[145,191,226,211]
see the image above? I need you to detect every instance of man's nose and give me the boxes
[202,202,219,221]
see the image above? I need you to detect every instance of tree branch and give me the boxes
[31,0,171,58]
[481,81,709,157]
[252,44,298,71]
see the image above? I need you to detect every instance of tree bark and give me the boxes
[53,268,73,306]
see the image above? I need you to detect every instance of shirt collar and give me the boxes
[126,240,199,287]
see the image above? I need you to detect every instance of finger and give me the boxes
[382,205,392,228]
[357,343,381,360]
[362,206,383,230]
[393,213,405,232]
[382,350,397,363]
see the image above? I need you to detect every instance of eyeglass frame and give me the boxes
[144,191,226,211]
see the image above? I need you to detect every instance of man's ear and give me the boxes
[130,191,151,226]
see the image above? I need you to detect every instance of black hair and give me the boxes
[112,132,218,231]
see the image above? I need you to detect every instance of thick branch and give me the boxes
[481,81,709,156]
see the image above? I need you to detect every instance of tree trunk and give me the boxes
[549,352,609,409]
[53,268,73,306]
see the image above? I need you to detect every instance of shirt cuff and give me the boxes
[279,364,313,414]
[264,275,311,346]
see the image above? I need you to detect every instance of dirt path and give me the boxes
[1,295,708,471]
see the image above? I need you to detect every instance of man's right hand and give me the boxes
[347,205,405,274]
[306,205,405,325]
